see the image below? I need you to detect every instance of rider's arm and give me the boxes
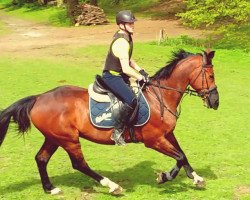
[129,58,142,72]
[112,38,143,80]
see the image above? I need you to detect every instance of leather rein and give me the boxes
[148,81,196,119]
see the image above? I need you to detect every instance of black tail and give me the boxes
[0,95,37,146]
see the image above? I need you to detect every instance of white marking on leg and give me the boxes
[100,177,123,194]
[50,187,62,195]
[191,171,205,187]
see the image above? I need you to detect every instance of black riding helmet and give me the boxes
[116,10,137,25]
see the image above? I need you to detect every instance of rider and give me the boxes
[102,10,150,145]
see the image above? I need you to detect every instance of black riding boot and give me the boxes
[111,103,135,145]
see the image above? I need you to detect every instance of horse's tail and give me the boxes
[0,95,37,146]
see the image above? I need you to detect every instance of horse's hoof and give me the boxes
[156,172,166,184]
[110,186,123,195]
[193,180,206,188]
[50,187,63,195]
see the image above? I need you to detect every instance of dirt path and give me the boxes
[0,10,205,55]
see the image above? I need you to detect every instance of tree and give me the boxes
[67,0,79,23]
[177,0,250,28]
[89,0,97,6]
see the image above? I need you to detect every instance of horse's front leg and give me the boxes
[146,131,205,187]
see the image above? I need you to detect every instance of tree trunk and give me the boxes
[89,0,97,6]
[67,0,79,23]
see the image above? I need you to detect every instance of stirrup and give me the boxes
[111,129,126,146]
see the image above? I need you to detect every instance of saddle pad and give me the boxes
[89,93,150,128]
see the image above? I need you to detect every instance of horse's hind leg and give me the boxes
[35,138,60,194]
[61,140,123,195]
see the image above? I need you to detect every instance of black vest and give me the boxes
[104,31,133,73]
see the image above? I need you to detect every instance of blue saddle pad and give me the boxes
[89,94,150,128]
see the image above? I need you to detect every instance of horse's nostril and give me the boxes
[213,100,219,110]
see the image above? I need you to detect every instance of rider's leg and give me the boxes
[102,72,138,145]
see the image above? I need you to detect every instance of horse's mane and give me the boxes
[151,49,195,80]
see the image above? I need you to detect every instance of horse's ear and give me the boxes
[208,51,215,60]
[203,49,215,65]
[202,50,208,65]
[205,48,215,59]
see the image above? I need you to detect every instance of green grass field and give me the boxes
[0,41,250,200]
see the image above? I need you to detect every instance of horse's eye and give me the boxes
[209,74,214,79]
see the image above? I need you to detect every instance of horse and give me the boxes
[0,49,219,195]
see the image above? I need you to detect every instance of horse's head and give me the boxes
[189,49,219,110]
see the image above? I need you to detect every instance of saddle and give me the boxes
[88,75,150,129]
[91,75,119,102]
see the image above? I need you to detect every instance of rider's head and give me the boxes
[116,10,137,34]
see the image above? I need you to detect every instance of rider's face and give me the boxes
[125,22,134,33]
[120,22,134,34]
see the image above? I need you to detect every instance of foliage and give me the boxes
[0,43,250,199]
[0,0,161,25]
[155,26,250,52]
[97,0,159,13]
[48,8,71,26]
[154,35,207,48]
[213,24,250,52]
[177,0,250,28]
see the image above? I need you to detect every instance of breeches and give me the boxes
[102,71,136,107]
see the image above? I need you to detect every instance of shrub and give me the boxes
[177,0,250,28]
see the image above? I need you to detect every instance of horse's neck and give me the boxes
[151,59,197,110]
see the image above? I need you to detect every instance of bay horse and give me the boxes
[0,49,219,195]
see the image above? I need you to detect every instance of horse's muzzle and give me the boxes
[200,86,219,110]
[206,86,219,110]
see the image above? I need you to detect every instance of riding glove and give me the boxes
[139,69,150,83]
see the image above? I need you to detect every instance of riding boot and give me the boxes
[111,103,134,145]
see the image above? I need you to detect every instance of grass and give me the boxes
[0,41,250,200]
[0,1,71,26]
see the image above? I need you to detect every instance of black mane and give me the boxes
[151,49,194,80]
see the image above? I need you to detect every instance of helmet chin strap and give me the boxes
[121,23,133,35]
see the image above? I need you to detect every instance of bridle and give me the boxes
[190,61,217,99]
[148,54,217,119]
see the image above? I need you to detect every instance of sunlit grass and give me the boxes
[0,2,70,26]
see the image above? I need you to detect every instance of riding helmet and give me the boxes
[116,10,137,25]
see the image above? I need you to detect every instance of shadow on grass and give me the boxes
[0,161,218,195]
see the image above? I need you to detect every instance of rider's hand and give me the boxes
[139,69,150,84]
[139,69,149,79]
[138,75,150,87]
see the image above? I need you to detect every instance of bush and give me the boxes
[177,0,250,28]
[155,32,250,52]
[213,24,250,52]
